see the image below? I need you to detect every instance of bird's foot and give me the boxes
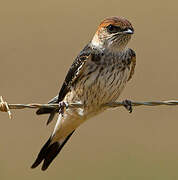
[58,101,69,116]
[122,99,133,113]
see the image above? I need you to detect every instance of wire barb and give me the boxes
[1,95,178,119]
[0,96,12,119]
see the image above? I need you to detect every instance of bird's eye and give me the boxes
[106,24,122,33]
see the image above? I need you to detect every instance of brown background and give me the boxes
[1,0,178,179]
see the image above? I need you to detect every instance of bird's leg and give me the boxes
[122,99,133,113]
[58,101,69,116]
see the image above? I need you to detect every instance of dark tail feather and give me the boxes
[46,112,56,125]
[31,137,52,169]
[36,109,56,125]
[36,108,55,115]
[31,130,75,171]
[42,131,74,170]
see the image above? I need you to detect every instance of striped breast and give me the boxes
[65,48,135,115]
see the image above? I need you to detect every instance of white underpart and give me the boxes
[52,113,62,137]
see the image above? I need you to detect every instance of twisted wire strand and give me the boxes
[1,96,178,119]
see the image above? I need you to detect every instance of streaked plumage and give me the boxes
[31,16,136,171]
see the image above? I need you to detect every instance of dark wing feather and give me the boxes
[57,44,93,102]
[35,44,93,124]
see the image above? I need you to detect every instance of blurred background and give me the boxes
[0,0,178,179]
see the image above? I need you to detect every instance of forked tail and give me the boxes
[31,130,75,171]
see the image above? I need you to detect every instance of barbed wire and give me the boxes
[0,96,178,119]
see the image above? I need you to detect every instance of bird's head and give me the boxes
[91,16,134,52]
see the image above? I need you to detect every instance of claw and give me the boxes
[122,99,132,113]
[58,101,68,116]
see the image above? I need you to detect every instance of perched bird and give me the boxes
[31,16,136,171]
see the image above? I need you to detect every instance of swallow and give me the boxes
[31,16,136,171]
